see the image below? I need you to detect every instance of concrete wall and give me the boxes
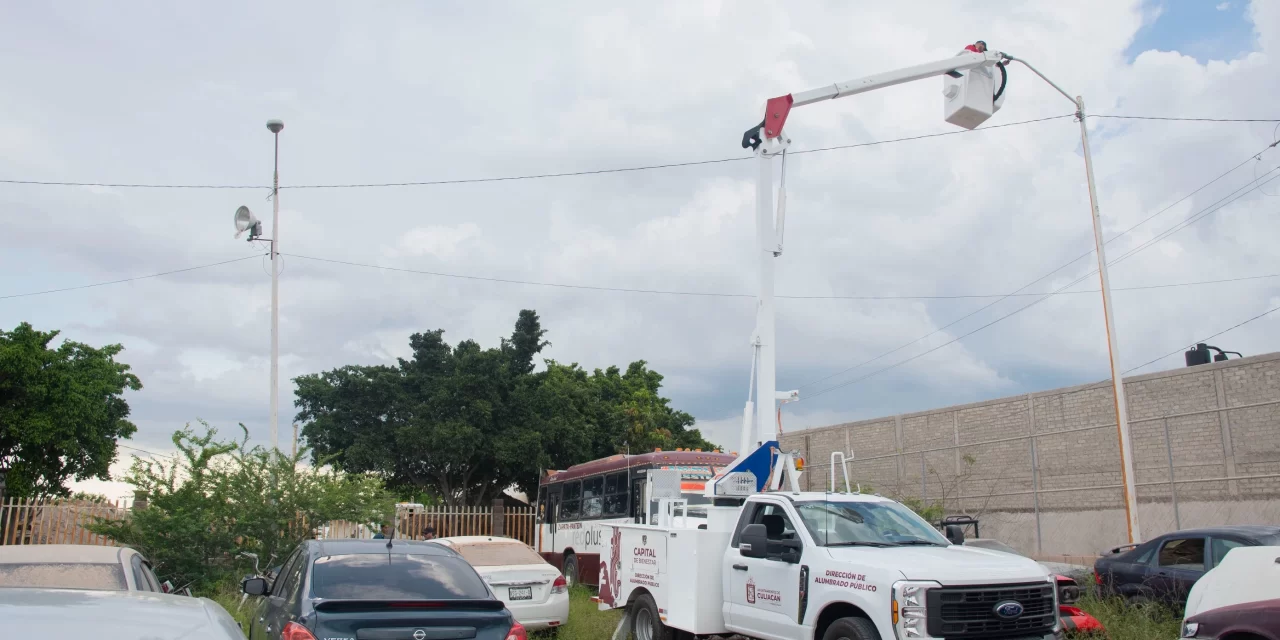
[781,352,1280,556]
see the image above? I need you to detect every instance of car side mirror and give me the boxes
[241,577,269,596]
[739,524,768,559]
[945,525,965,545]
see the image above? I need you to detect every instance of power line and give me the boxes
[801,166,1280,399]
[1123,303,1280,375]
[0,114,1081,190]
[0,255,262,300]
[793,140,1279,391]
[118,444,164,457]
[1094,115,1280,123]
[283,252,1279,300]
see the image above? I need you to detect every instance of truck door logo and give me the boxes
[746,578,757,604]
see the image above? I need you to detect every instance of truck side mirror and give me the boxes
[739,524,768,559]
[945,524,965,545]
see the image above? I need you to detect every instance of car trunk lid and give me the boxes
[313,600,511,640]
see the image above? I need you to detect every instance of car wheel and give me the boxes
[823,616,881,640]
[631,593,672,640]
[561,554,578,588]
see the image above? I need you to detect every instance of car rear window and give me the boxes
[451,542,546,567]
[310,554,489,600]
[0,562,128,590]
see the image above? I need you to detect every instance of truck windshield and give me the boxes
[793,500,950,547]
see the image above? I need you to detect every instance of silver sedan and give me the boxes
[0,588,245,639]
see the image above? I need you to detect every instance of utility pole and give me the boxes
[291,422,299,459]
[267,119,283,453]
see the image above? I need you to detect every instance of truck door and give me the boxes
[726,501,806,640]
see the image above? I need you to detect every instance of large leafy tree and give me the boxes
[0,322,142,498]
[90,422,393,592]
[295,310,715,505]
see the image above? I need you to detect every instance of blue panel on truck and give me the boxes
[723,440,777,492]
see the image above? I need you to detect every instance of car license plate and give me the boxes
[509,586,532,601]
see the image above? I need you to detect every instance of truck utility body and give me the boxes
[597,491,1058,640]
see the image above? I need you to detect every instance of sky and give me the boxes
[1,1,1277,500]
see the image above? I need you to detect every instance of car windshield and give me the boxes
[793,500,951,547]
[450,542,546,567]
[0,562,128,590]
[311,554,489,600]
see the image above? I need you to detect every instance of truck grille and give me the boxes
[925,582,1056,639]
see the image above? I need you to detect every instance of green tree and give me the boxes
[90,422,393,592]
[0,322,142,498]
[295,310,716,505]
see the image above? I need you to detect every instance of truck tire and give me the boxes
[631,593,672,640]
[822,617,881,640]
[562,554,578,587]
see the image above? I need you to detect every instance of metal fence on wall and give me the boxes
[1,499,537,548]
[785,353,1280,558]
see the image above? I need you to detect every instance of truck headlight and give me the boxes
[891,580,940,639]
[1182,622,1199,637]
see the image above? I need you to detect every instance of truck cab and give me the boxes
[598,491,1061,640]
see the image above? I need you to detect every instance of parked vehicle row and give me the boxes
[241,536,565,640]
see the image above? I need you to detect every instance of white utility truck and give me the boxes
[595,45,1071,640]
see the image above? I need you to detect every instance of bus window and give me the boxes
[604,472,628,517]
[562,481,582,520]
[582,477,604,519]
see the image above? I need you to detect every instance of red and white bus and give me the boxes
[534,449,736,587]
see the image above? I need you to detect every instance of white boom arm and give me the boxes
[714,48,1008,499]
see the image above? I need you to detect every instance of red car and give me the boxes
[1055,573,1105,636]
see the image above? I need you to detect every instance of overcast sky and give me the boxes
[2,1,1277,499]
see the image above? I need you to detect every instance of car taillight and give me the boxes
[505,621,528,640]
[551,574,568,595]
[281,621,317,640]
[1094,570,1102,586]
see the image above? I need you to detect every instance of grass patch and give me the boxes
[1075,590,1183,640]
[205,582,256,635]
[532,586,622,640]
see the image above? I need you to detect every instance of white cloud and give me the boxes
[2,0,1278,480]
[1218,3,1232,11]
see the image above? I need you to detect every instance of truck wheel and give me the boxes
[631,593,671,640]
[823,616,881,640]
[562,554,578,587]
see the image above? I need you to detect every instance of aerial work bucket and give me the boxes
[943,51,1007,130]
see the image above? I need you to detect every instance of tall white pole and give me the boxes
[754,151,778,449]
[268,120,283,453]
[1077,97,1140,543]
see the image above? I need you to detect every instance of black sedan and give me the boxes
[242,539,525,640]
[1093,525,1280,606]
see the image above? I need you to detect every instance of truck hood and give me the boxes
[825,545,1051,585]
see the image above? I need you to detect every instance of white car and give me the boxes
[0,588,245,639]
[434,535,569,633]
[0,544,164,592]
[1181,545,1280,639]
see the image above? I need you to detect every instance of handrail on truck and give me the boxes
[829,451,859,494]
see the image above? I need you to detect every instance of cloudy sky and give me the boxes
[2,1,1277,499]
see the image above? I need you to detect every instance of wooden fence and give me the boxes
[0,497,130,546]
[1,498,537,548]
